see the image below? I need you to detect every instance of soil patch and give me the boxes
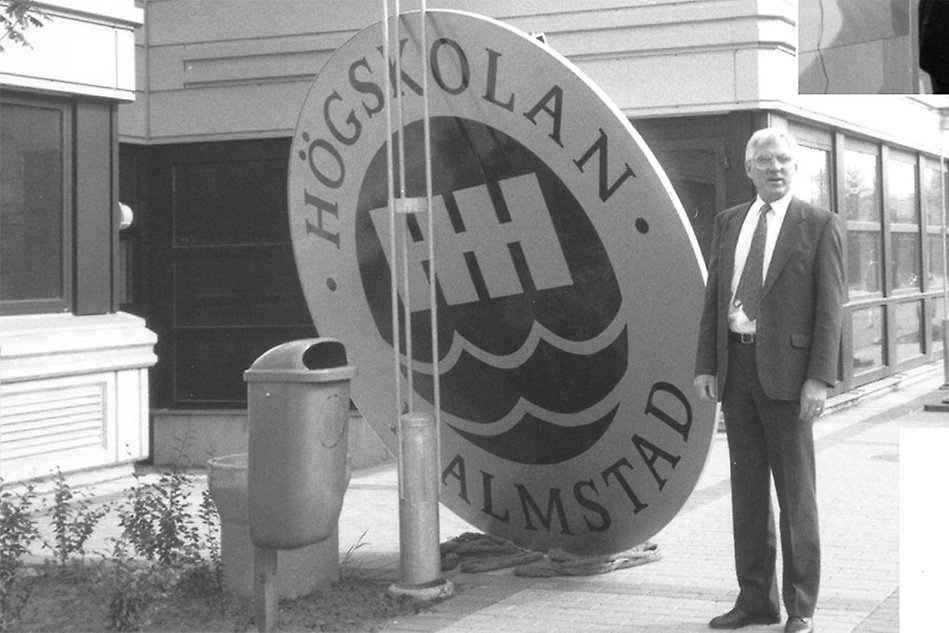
[12,566,434,632]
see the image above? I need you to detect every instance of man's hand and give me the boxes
[694,374,717,401]
[799,378,828,421]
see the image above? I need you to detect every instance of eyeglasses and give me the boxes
[753,154,794,169]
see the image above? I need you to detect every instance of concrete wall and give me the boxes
[120,0,946,157]
[0,0,152,484]
[0,314,156,481]
[120,0,799,143]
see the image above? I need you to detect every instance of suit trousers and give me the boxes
[722,338,820,618]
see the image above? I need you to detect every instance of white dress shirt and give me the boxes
[728,192,792,333]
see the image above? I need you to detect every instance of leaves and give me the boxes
[0,1,51,52]
[0,480,39,631]
[45,468,110,569]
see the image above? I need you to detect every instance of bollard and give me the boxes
[388,412,454,600]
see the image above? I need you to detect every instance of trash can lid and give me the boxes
[243,338,357,383]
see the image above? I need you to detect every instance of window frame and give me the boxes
[0,92,73,316]
[922,156,948,293]
[789,124,836,211]
[883,147,922,296]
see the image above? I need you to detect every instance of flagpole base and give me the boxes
[387,578,455,602]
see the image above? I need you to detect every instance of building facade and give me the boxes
[9,0,946,471]
[0,0,153,482]
[798,0,922,94]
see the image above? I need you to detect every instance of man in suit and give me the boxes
[694,128,844,633]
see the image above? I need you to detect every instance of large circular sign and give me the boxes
[288,10,716,555]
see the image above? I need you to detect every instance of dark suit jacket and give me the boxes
[695,197,845,402]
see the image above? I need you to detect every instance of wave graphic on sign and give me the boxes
[404,306,627,465]
[408,317,626,422]
[449,406,620,466]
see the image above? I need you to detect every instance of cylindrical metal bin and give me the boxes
[244,338,356,550]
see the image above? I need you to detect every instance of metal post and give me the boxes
[388,412,453,598]
[397,413,440,583]
[928,110,949,411]
[382,0,405,495]
[940,111,949,387]
[254,546,278,633]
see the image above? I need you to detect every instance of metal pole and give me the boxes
[384,2,453,602]
[395,0,415,413]
[396,412,441,584]
[940,114,949,387]
[382,0,406,498]
[419,0,442,484]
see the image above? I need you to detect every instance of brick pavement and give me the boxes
[361,364,943,632]
[24,364,949,631]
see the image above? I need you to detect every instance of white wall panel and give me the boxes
[145,83,311,141]
[124,0,799,142]
[115,368,150,463]
[0,0,142,100]
[0,374,115,481]
[0,313,156,483]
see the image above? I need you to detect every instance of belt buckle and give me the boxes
[740,332,755,344]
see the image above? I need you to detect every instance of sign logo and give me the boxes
[289,10,716,555]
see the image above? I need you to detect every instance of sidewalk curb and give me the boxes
[824,363,942,416]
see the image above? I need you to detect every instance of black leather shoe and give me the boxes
[785,617,813,633]
[709,607,781,629]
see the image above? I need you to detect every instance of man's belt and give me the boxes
[728,331,756,344]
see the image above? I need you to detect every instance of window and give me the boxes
[789,120,946,387]
[852,305,886,373]
[895,300,924,362]
[796,144,832,210]
[0,96,71,314]
[923,161,947,292]
[844,147,883,298]
[886,155,920,292]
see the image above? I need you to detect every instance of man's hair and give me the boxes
[745,128,800,164]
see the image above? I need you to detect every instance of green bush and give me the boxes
[0,480,39,631]
[44,468,110,570]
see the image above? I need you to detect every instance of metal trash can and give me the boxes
[244,338,356,550]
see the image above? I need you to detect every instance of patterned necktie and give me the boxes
[733,204,771,321]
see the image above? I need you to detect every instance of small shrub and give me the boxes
[182,486,223,603]
[118,467,199,566]
[0,480,39,631]
[116,435,206,567]
[106,539,176,632]
[43,467,110,569]
[109,436,224,626]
